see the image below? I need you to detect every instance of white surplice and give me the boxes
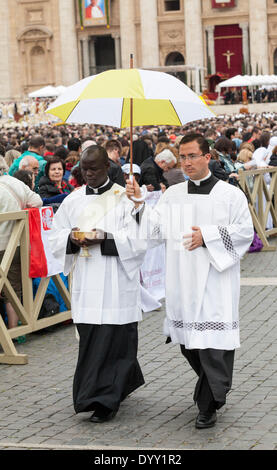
[49,185,147,325]
[133,180,254,350]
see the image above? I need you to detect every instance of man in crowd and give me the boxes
[247,126,262,143]
[105,139,125,186]
[105,139,122,166]
[68,137,82,157]
[49,145,146,423]
[19,155,40,179]
[0,174,42,329]
[126,133,254,429]
[140,148,176,191]
[9,135,46,191]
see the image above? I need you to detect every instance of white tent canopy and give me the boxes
[28,85,67,98]
[218,74,277,89]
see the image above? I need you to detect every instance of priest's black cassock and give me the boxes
[49,180,146,415]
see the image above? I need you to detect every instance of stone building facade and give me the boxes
[1,0,277,99]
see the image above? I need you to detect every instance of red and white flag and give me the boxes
[28,207,63,278]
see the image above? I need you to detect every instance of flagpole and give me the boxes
[130,54,134,177]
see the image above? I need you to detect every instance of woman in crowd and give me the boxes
[64,150,79,182]
[68,162,86,189]
[38,157,73,211]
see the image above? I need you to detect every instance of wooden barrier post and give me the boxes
[0,210,72,365]
[238,167,277,251]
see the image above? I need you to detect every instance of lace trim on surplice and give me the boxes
[169,320,239,331]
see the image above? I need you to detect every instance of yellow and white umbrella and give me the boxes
[46,68,215,127]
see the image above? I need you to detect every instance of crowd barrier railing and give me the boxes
[0,210,71,365]
[238,166,277,251]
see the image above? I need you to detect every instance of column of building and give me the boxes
[206,25,215,75]
[112,33,122,69]
[81,37,90,77]
[184,0,204,93]
[58,0,79,84]
[249,0,268,74]
[0,0,11,99]
[239,23,250,74]
[139,0,159,68]
[119,0,136,68]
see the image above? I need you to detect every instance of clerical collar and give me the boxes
[188,172,219,195]
[190,171,212,186]
[86,178,113,195]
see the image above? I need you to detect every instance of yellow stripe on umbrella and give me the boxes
[121,99,182,128]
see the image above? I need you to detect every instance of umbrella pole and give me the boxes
[130,54,134,177]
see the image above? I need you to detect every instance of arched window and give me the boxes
[274,48,277,75]
[165,51,185,66]
[30,45,46,84]
[165,52,185,83]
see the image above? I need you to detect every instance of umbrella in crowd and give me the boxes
[46,65,215,172]
[46,68,214,127]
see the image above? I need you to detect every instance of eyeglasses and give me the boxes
[179,153,205,162]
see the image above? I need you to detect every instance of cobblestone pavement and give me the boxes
[0,246,276,451]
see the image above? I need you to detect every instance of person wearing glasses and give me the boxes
[125,133,254,429]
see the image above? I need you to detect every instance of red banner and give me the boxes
[211,0,236,8]
[28,208,48,278]
[214,24,243,77]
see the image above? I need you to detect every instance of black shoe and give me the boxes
[195,411,217,429]
[89,406,117,423]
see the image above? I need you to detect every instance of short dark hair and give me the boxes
[179,133,210,155]
[105,139,122,153]
[82,144,109,166]
[29,135,45,149]
[157,136,170,144]
[251,126,261,136]
[45,157,65,178]
[68,137,81,152]
[54,145,69,160]
[214,136,233,154]
[225,128,237,140]
[13,170,33,189]
[259,131,271,148]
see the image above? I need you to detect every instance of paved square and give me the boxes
[0,246,276,450]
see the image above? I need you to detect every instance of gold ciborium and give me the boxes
[72,231,97,258]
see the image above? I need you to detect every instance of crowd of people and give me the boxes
[223,87,277,105]
[1,111,277,198]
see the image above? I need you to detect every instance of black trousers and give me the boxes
[180,346,235,413]
[73,322,144,414]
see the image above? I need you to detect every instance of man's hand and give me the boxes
[70,227,106,247]
[228,173,239,179]
[183,226,203,251]
[126,177,144,207]
[146,184,154,192]
[160,183,166,193]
